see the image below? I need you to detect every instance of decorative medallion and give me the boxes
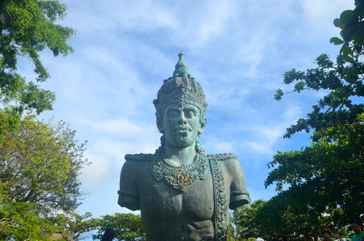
[152,152,208,191]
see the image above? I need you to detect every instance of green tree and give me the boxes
[51,211,102,240]
[233,200,266,240]
[0,1,92,240]
[0,114,87,240]
[92,213,145,241]
[0,0,73,114]
[251,191,348,240]
[266,0,364,238]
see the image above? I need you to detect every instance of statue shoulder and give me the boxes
[121,153,154,176]
[207,152,241,172]
[207,152,238,162]
[124,153,154,162]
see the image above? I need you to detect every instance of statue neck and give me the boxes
[163,143,196,166]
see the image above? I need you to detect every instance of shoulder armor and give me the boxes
[207,153,237,161]
[124,153,154,162]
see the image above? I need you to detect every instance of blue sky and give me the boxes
[21,0,354,221]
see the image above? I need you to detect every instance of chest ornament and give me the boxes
[152,150,208,192]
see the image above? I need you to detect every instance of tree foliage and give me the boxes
[92,213,145,241]
[263,0,364,239]
[234,199,348,241]
[233,200,266,240]
[53,211,101,241]
[251,192,349,240]
[0,1,96,240]
[0,114,86,212]
[0,0,73,114]
[0,113,87,240]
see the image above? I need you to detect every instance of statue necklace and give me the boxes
[152,147,208,192]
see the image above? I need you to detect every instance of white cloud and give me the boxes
[79,118,160,185]
[195,1,233,44]
[81,137,159,183]
[43,41,155,120]
[241,104,302,155]
[64,0,178,33]
[81,151,111,183]
[85,118,145,138]
[243,126,283,155]
[282,104,302,122]
[204,137,235,154]
[64,0,236,48]
[214,141,234,153]
[244,140,272,155]
[302,0,354,27]
[235,32,270,79]
[172,0,235,47]
[204,105,302,156]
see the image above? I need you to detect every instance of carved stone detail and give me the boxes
[209,157,228,241]
[152,152,208,192]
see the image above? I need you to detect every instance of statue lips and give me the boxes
[175,126,191,137]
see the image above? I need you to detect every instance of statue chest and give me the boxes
[138,164,214,222]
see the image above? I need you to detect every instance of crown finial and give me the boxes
[173,52,188,77]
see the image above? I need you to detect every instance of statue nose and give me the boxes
[178,112,187,124]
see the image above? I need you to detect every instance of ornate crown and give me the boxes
[153,53,207,116]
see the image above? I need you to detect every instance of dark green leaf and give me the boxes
[274,89,284,100]
[294,81,305,92]
[339,10,354,26]
[330,37,344,45]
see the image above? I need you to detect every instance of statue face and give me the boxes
[161,103,203,148]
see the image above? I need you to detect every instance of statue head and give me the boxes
[153,53,207,148]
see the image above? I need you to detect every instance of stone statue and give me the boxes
[118,53,250,241]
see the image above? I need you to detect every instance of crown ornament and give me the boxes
[153,53,207,117]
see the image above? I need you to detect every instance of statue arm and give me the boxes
[118,159,140,211]
[225,157,250,209]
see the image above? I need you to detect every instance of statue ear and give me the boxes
[156,111,164,133]
[157,120,164,133]
[199,117,206,131]
[197,120,205,135]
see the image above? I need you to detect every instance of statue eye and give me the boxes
[184,108,196,118]
[167,109,180,119]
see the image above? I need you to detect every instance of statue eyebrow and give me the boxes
[184,108,197,114]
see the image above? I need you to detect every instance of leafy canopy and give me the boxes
[0,112,87,240]
[241,1,364,240]
[0,0,73,114]
[268,0,364,235]
[92,213,145,241]
[233,200,266,240]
